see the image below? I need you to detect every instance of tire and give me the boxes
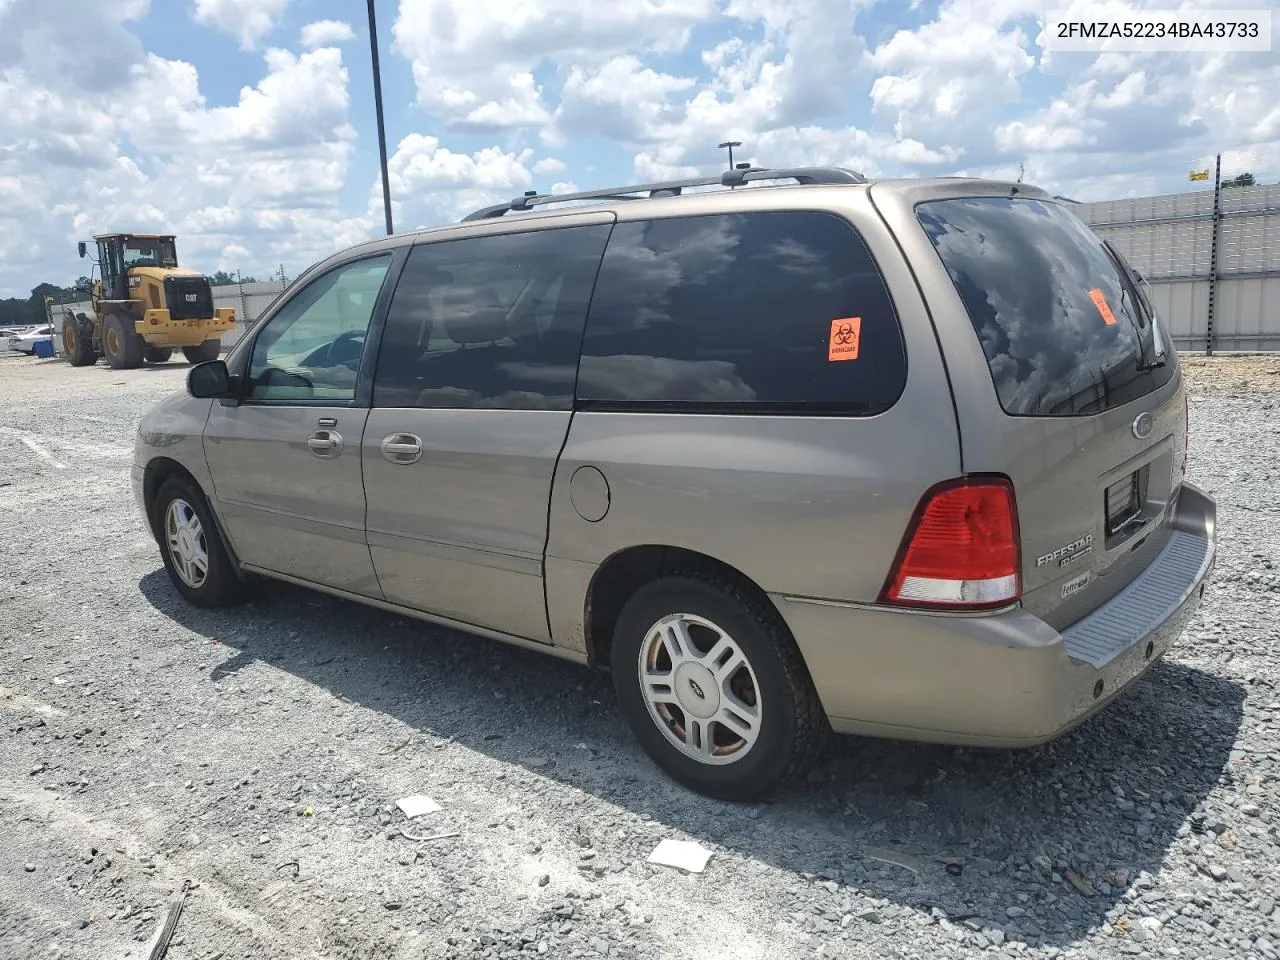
[610,572,829,800]
[144,346,173,363]
[63,315,97,367]
[153,476,243,607]
[183,340,221,364]
[102,313,144,369]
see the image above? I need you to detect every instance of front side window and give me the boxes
[247,254,393,402]
[577,212,907,414]
[372,224,611,410]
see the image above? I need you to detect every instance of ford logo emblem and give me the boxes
[1132,412,1154,440]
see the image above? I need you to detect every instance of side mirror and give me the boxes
[77,242,87,259]
[188,360,232,399]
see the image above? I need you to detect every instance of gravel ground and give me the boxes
[1,353,1278,960]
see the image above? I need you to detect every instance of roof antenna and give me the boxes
[718,140,743,187]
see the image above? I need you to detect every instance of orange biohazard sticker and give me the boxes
[828,317,862,362]
[1089,288,1117,326]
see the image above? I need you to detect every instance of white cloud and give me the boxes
[547,56,694,146]
[3,0,1279,298]
[193,0,289,51]
[868,2,1036,146]
[207,48,354,147]
[989,27,1280,198]
[301,19,356,48]
[386,133,535,224]
[0,1,381,296]
[389,134,532,192]
[532,157,567,176]
[391,0,715,131]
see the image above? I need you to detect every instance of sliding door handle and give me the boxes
[380,433,423,465]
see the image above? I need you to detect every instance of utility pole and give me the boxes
[1206,152,1222,357]
[367,0,394,236]
[1018,161,1024,183]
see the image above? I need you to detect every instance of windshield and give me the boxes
[122,237,178,269]
[917,197,1175,416]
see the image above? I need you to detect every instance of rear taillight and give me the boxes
[1181,392,1189,475]
[881,476,1021,610]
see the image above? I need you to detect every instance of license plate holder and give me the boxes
[1105,471,1143,535]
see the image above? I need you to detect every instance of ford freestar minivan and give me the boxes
[133,167,1216,799]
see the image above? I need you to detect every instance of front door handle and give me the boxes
[380,433,422,465]
[307,429,343,459]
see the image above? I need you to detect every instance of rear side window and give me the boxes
[578,212,906,414]
[917,197,1175,417]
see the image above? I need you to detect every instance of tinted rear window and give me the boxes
[578,212,906,414]
[918,197,1174,416]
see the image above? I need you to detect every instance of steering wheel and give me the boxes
[257,367,314,395]
[326,329,365,369]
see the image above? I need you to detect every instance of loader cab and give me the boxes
[81,233,179,301]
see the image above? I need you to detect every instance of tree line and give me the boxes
[0,281,88,328]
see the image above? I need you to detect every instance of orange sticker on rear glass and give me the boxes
[1089,288,1117,325]
[828,317,862,362]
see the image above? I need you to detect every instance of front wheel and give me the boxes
[102,313,144,369]
[63,316,97,367]
[153,476,243,608]
[144,346,173,363]
[183,340,221,364]
[611,573,829,800]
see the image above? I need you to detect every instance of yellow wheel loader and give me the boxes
[64,234,236,369]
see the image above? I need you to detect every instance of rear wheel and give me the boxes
[610,573,829,800]
[62,315,97,367]
[183,340,221,364]
[153,476,242,607]
[102,313,144,369]
[144,346,173,364]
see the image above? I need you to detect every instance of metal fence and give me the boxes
[1076,183,1280,353]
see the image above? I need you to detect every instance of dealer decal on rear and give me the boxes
[1036,534,1094,569]
[1060,571,1091,600]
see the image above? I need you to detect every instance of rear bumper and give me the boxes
[773,482,1217,747]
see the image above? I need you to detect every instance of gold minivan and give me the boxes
[134,167,1217,799]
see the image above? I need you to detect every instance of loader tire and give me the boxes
[102,313,144,369]
[63,315,97,367]
[144,346,173,364]
[183,340,221,364]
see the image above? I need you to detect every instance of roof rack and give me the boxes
[460,166,868,222]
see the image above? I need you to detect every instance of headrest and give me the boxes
[442,284,508,344]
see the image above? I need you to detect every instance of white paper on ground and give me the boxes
[647,838,712,873]
[396,795,442,819]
